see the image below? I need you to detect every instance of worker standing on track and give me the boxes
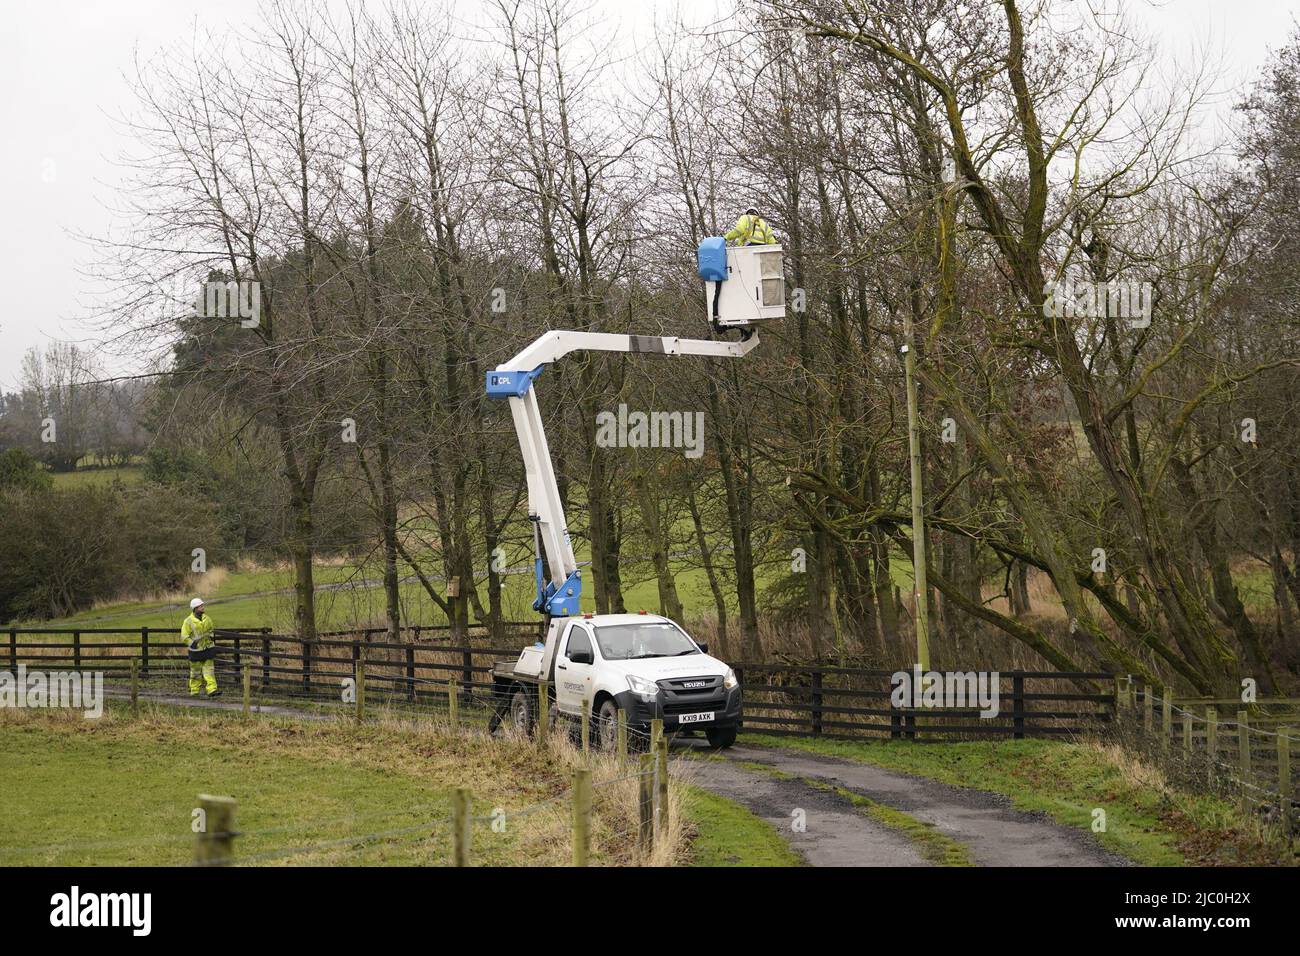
[724,206,777,246]
[181,597,220,698]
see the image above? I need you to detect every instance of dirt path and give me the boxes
[681,754,934,866]
[104,687,328,720]
[677,741,1128,867]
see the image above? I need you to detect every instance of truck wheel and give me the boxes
[596,699,620,751]
[509,687,534,735]
[706,726,737,749]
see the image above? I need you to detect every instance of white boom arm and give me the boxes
[486,330,760,618]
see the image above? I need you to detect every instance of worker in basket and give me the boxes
[181,597,220,698]
[725,206,777,246]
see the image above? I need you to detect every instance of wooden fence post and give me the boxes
[536,681,549,746]
[406,645,416,704]
[1142,684,1153,733]
[1278,728,1292,839]
[73,631,81,671]
[451,788,471,866]
[448,678,459,726]
[194,795,237,866]
[656,735,670,833]
[811,671,823,736]
[1161,694,1172,752]
[140,627,149,677]
[261,634,271,688]
[616,710,628,761]
[8,628,16,672]
[1114,677,1125,715]
[302,637,311,694]
[1237,711,1251,780]
[1206,707,1218,778]
[461,647,473,703]
[572,768,592,866]
[1183,711,1192,752]
[1012,674,1025,739]
[243,665,251,716]
[638,754,654,854]
[580,699,590,754]
[650,718,663,755]
[355,661,366,721]
[130,658,139,716]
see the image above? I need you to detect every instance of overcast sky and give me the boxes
[0,0,1296,392]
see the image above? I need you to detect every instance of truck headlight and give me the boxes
[723,668,738,690]
[626,674,659,699]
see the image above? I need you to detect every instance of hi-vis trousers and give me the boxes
[189,659,217,695]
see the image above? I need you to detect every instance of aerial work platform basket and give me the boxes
[698,238,786,328]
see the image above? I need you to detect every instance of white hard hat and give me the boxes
[190,598,205,610]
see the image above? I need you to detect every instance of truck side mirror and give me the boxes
[569,649,594,665]
[697,641,709,654]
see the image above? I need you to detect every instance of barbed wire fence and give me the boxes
[3,630,688,866]
[187,719,681,867]
[1105,676,1297,846]
[2,719,677,867]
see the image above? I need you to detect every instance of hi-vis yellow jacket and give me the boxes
[180,612,215,651]
[725,213,776,246]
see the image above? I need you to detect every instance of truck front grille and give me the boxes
[662,696,727,715]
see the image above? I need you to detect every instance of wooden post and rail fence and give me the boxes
[1115,676,1298,835]
[5,626,1297,830]
[2,627,1145,741]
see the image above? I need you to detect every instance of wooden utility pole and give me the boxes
[902,324,931,671]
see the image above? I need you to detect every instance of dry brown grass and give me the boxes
[1083,731,1294,864]
[1084,739,1174,797]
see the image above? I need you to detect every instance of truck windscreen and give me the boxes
[594,622,699,660]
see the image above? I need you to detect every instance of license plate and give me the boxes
[678,712,714,725]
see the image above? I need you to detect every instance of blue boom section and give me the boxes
[538,569,582,617]
[485,367,545,398]
[697,236,728,281]
[484,362,582,616]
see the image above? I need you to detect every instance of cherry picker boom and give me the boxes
[484,237,785,750]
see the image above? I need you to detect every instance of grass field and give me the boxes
[28,532,818,632]
[746,734,1294,866]
[0,703,693,866]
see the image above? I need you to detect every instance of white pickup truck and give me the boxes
[489,612,742,749]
